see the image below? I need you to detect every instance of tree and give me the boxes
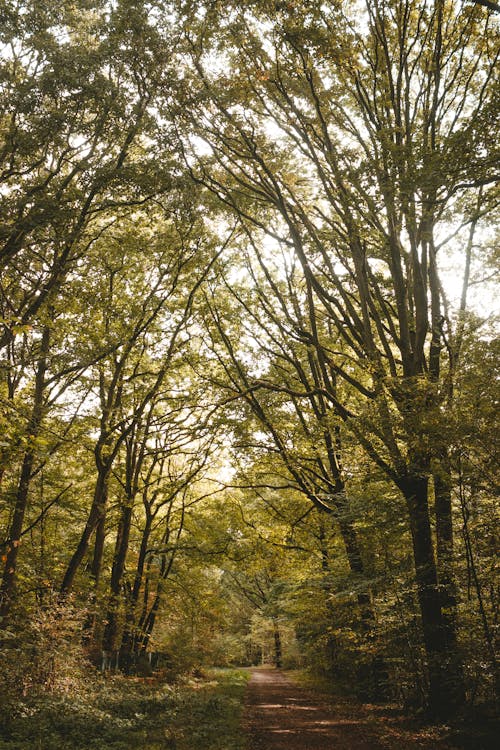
[0,325,50,621]
[0,0,177,349]
[104,384,219,665]
[59,204,222,596]
[177,0,499,715]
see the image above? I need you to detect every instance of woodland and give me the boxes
[0,0,498,746]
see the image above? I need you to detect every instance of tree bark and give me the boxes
[433,454,457,605]
[273,618,282,668]
[337,515,375,628]
[120,512,152,662]
[0,325,50,623]
[402,474,465,716]
[91,512,107,586]
[102,500,134,653]
[60,464,110,594]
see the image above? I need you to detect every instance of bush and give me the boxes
[0,595,93,703]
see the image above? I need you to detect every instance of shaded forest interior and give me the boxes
[0,0,498,740]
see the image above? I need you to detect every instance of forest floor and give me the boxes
[243,667,495,750]
[0,668,249,750]
[0,666,496,749]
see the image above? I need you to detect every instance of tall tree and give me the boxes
[60,207,221,595]
[0,324,50,621]
[103,382,218,662]
[201,264,377,618]
[177,0,499,715]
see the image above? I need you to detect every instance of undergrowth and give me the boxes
[0,668,249,750]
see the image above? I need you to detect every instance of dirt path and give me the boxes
[242,667,457,750]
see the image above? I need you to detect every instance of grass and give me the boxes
[0,668,250,750]
[172,669,249,749]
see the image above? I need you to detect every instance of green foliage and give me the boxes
[0,668,248,750]
[0,597,91,705]
[173,669,249,750]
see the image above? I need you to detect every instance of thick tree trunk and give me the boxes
[136,540,178,654]
[402,475,465,716]
[60,466,110,594]
[317,516,338,673]
[137,588,161,654]
[0,456,35,623]
[102,501,134,653]
[337,513,389,698]
[320,511,386,696]
[0,326,50,624]
[323,427,376,628]
[91,513,107,585]
[433,458,466,704]
[433,457,458,606]
[120,514,152,662]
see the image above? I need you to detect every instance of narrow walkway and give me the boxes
[242,667,456,750]
[243,668,381,749]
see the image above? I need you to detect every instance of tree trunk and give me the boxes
[402,475,465,716]
[102,500,134,653]
[433,455,458,607]
[60,465,110,594]
[137,587,161,654]
[337,516,375,629]
[91,513,107,585]
[136,540,178,653]
[120,514,152,662]
[0,325,50,623]
[433,457,466,702]
[273,618,282,668]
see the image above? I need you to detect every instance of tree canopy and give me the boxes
[1,0,498,723]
